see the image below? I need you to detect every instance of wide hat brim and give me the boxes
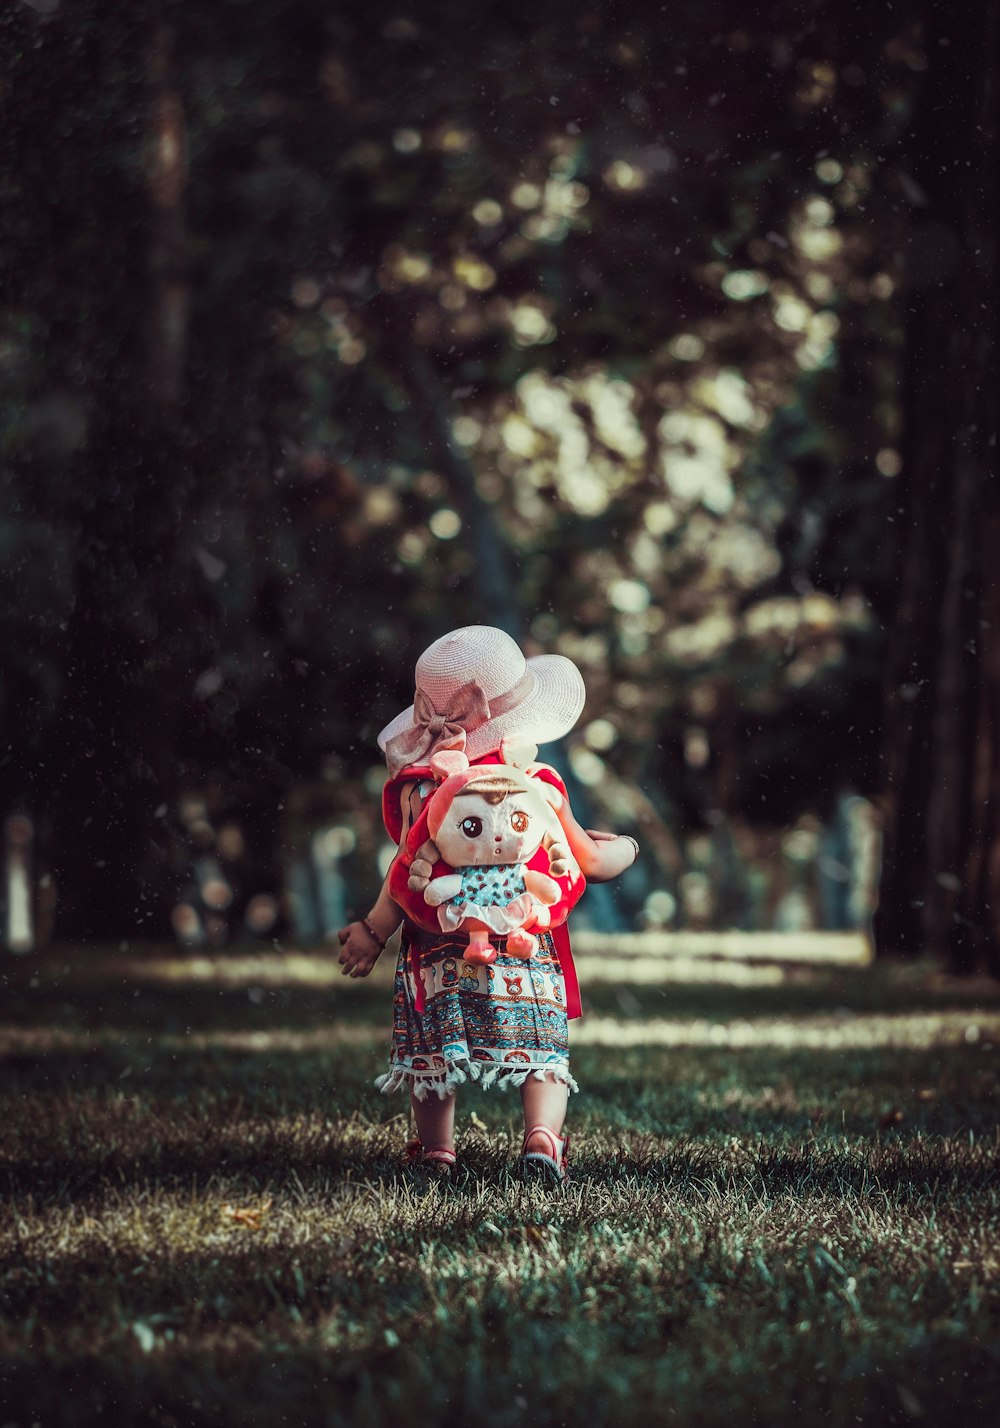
[377,653,585,767]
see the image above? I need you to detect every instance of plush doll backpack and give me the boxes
[386,737,586,965]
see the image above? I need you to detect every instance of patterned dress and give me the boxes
[375,927,577,1100]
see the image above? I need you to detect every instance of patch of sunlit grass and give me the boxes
[117,949,355,987]
[571,929,873,965]
[574,955,785,986]
[574,1010,1000,1051]
[1,947,997,1426]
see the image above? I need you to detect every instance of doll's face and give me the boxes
[435,785,549,867]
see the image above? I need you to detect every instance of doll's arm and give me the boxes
[545,789,638,882]
[523,868,560,905]
[336,781,414,976]
[423,872,463,907]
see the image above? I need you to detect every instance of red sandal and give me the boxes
[519,1124,570,1184]
[403,1138,457,1177]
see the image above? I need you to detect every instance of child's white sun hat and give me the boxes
[379,625,585,777]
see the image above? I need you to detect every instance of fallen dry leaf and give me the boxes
[221,1196,273,1230]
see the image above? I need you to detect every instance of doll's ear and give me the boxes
[536,779,564,810]
[430,749,469,780]
[500,734,538,770]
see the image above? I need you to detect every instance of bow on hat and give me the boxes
[383,680,491,776]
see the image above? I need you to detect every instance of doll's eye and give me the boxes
[459,816,483,838]
[510,811,529,833]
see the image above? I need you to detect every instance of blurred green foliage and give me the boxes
[0,0,928,935]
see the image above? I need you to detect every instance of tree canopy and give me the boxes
[1,0,995,968]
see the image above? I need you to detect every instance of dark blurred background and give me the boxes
[0,0,996,971]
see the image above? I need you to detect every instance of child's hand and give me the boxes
[548,793,639,882]
[337,921,385,978]
[583,830,639,880]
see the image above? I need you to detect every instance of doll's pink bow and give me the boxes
[383,680,491,776]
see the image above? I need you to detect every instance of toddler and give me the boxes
[337,625,637,1181]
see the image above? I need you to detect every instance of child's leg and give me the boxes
[411,1087,457,1151]
[520,1075,569,1154]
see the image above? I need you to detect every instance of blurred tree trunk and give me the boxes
[392,335,523,637]
[875,0,1000,973]
[388,324,623,929]
[144,23,190,415]
[52,16,192,938]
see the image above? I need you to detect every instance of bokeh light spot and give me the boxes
[584,718,618,751]
[291,277,320,308]
[668,333,705,361]
[511,182,542,209]
[473,199,503,225]
[876,448,902,477]
[604,160,646,191]
[815,157,843,184]
[721,270,769,301]
[429,508,462,539]
[392,127,421,153]
[609,578,651,614]
[569,746,605,786]
[452,415,482,447]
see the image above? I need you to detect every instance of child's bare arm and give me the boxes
[546,789,638,882]
[578,827,639,881]
[336,781,416,977]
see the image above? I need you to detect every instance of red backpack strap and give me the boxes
[551,922,583,1020]
[388,807,443,933]
[528,774,584,1017]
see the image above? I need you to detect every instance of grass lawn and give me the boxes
[1,942,998,1428]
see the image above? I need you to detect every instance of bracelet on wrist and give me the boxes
[361,917,387,951]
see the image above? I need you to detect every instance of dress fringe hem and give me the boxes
[375,1059,578,1100]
